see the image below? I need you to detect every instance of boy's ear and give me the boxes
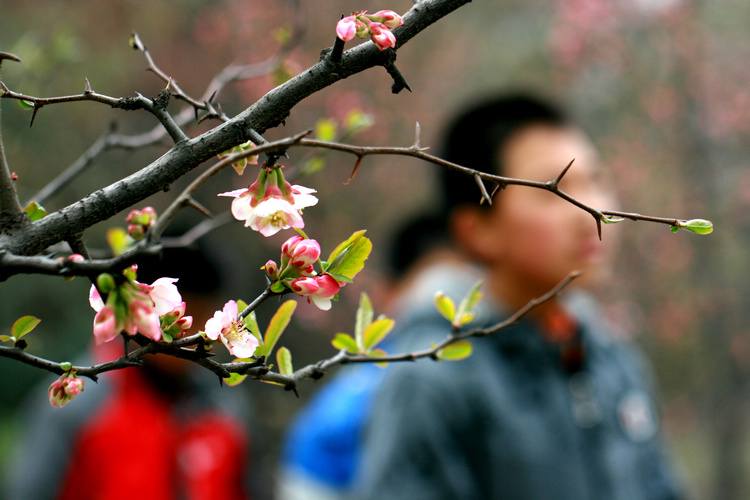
[450,206,504,263]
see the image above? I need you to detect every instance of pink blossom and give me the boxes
[290,277,320,295]
[49,374,84,408]
[369,22,396,51]
[219,184,318,237]
[291,274,342,311]
[89,285,105,312]
[283,235,321,269]
[264,260,279,277]
[127,300,162,341]
[205,300,259,358]
[146,277,182,315]
[93,306,119,344]
[370,10,403,29]
[337,15,358,41]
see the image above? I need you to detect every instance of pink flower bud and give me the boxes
[369,10,403,29]
[264,260,279,277]
[49,374,84,408]
[369,23,396,51]
[291,276,320,296]
[336,15,358,41]
[281,235,304,255]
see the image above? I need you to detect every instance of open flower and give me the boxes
[204,300,259,358]
[219,183,318,237]
[89,275,183,344]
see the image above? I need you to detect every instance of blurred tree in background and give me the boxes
[0,1,746,498]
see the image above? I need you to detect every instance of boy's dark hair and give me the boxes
[439,93,568,209]
[389,94,568,275]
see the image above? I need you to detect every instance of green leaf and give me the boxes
[331,333,359,353]
[355,293,374,351]
[276,347,293,376]
[344,109,375,135]
[301,156,327,175]
[325,230,372,280]
[256,300,296,358]
[106,227,131,256]
[24,201,47,222]
[270,280,286,293]
[455,280,483,326]
[602,216,625,224]
[681,219,714,235]
[244,311,262,344]
[670,226,680,233]
[224,372,248,387]
[18,99,35,110]
[436,340,473,361]
[434,291,456,322]
[363,318,395,352]
[368,348,389,368]
[11,316,41,340]
[457,312,476,327]
[0,335,14,343]
[315,118,338,142]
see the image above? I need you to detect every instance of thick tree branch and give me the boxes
[0,0,471,260]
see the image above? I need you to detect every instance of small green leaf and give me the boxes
[434,292,456,322]
[326,230,366,271]
[301,156,327,175]
[106,227,131,256]
[681,219,713,235]
[224,372,248,387]
[436,340,473,361]
[670,226,680,233]
[457,312,476,327]
[355,293,374,351]
[602,216,625,224]
[315,118,338,142]
[257,300,296,358]
[18,99,35,110]
[60,362,73,372]
[270,280,287,293]
[368,348,389,368]
[0,335,14,343]
[24,201,47,222]
[276,347,293,376]
[332,333,359,353]
[11,316,41,340]
[455,280,483,325]
[325,231,372,280]
[363,318,395,352]
[344,109,375,135]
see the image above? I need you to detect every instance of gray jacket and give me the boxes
[357,287,682,500]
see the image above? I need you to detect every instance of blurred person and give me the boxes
[281,94,683,500]
[5,243,255,500]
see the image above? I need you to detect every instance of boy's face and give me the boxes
[473,124,616,299]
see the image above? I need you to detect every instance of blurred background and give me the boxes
[0,0,748,498]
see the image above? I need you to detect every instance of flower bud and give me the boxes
[49,374,84,408]
[96,273,116,294]
[369,10,403,29]
[290,276,320,295]
[369,22,396,51]
[336,15,358,41]
[264,260,279,277]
